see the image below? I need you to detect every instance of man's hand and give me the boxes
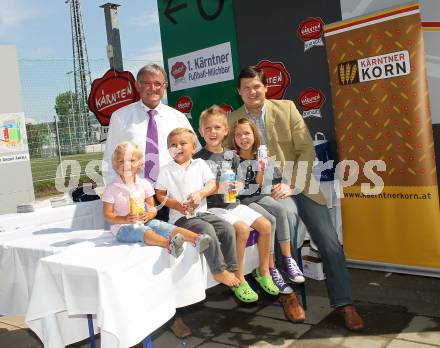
[271,183,294,199]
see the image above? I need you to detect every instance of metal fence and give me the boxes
[25,114,105,197]
[26,113,101,158]
[19,58,159,195]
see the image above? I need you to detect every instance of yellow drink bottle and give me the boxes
[129,190,144,225]
[223,169,237,204]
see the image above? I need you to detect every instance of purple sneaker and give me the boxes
[269,267,294,295]
[284,256,305,283]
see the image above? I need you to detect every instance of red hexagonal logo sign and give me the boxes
[219,103,233,115]
[256,60,291,100]
[171,62,187,80]
[297,17,325,51]
[297,88,326,118]
[88,69,140,126]
[175,95,193,113]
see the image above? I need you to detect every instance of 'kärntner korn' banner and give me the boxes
[324,3,440,272]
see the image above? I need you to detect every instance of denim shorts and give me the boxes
[116,219,177,243]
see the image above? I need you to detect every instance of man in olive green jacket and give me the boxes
[228,66,364,331]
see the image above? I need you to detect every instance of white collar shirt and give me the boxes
[155,158,215,224]
[103,100,199,184]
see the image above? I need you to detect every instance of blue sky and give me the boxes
[1,0,163,123]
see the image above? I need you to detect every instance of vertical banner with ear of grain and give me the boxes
[324,3,440,274]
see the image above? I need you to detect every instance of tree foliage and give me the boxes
[54,91,83,154]
[26,123,52,157]
[55,91,79,122]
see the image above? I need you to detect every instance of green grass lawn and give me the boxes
[31,152,103,182]
[31,152,104,198]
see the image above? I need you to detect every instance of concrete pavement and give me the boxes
[1,268,439,347]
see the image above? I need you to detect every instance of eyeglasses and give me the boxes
[138,81,167,88]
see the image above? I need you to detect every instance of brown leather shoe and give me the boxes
[278,293,306,322]
[170,316,192,338]
[335,305,365,331]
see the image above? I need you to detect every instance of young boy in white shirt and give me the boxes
[155,128,240,287]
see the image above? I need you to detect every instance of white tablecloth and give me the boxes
[0,200,107,314]
[0,198,293,347]
[0,227,111,315]
[0,199,260,348]
[23,238,260,348]
[0,200,104,233]
[26,241,207,348]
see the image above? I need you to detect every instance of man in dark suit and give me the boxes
[229,66,364,331]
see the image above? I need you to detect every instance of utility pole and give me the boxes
[100,3,124,71]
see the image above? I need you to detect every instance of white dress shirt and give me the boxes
[103,100,198,184]
[155,159,215,224]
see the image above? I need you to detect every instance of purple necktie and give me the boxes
[144,109,159,183]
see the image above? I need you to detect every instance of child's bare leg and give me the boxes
[269,254,276,268]
[279,240,292,257]
[143,229,168,247]
[251,216,272,276]
[233,221,251,283]
[169,226,211,253]
[170,226,198,242]
[213,270,240,287]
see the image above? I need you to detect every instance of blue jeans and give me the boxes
[117,219,176,243]
[279,194,353,307]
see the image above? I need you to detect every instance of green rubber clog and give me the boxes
[232,281,258,303]
[252,268,280,296]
